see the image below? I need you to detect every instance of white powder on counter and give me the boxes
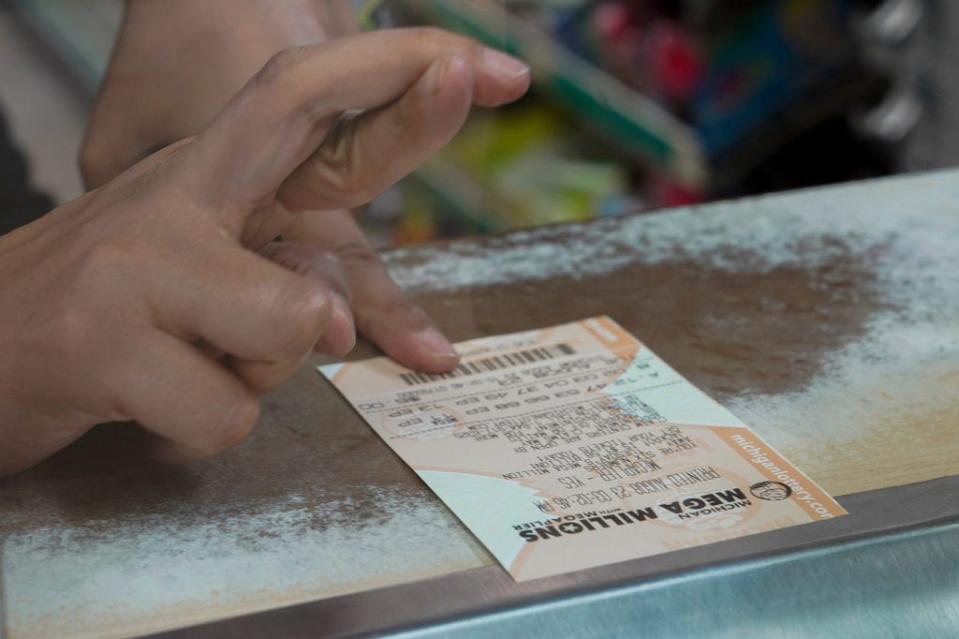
[386,170,959,494]
[2,490,489,639]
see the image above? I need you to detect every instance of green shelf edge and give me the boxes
[417,0,707,188]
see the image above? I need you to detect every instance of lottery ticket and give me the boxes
[320,317,845,581]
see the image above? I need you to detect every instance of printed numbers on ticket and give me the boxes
[320,316,846,581]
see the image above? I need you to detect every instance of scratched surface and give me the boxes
[2,170,958,638]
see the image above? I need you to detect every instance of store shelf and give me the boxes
[410,158,503,234]
[411,0,708,190]
[8,0,882,244]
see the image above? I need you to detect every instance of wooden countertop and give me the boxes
[3,170,958,638]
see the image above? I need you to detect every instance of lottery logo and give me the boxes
[749,481,792,501]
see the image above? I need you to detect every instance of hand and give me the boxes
[1,28,531,476]
[81,0,476,373]
[80,0,356,184]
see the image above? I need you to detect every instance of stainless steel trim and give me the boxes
[151,474,959,638]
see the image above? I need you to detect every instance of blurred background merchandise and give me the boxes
[3,0,953,245]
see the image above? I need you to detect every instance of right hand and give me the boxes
[80,0,472,375]
[0,28,531,476]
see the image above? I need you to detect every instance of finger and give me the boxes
[259,241,356,357]
[279,53,473,211]
[285,209,459,373]
[148,243,333,388]
[81,5,356,188]
[314,292,355,357]
[181,28,530,219]
[236,52,472,242]
[115,331,260,464]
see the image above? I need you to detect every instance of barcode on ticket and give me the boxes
[400,343,576,386]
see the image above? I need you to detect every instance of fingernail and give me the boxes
[481,48,530,80]
[416,327,458,360]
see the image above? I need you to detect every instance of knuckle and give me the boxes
[314,128,380,206]
[253,45,334,132]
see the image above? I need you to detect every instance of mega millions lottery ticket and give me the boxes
[320,317,845,581]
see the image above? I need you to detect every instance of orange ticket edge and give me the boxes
[714,425,847,519]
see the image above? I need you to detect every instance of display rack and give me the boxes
[383,0,883,242]
[10,0,884,245]
[413,0,708,190]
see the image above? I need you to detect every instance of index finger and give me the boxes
[284,209,460,373]
[178,28,529,228]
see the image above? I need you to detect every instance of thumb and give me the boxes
[170,28,530,234]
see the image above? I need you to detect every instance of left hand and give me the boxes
[2,27,530,474]
[81,0,356,185]
[80,1,488,372]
